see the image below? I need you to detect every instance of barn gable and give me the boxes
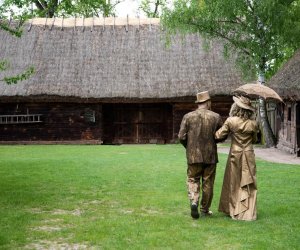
[269,50,300,154]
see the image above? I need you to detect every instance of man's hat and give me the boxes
[233,96,255,112]
[195,91,211,103]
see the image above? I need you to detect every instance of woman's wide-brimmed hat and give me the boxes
[233,96,255,112]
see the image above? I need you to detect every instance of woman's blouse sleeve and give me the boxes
[215,118,230,141]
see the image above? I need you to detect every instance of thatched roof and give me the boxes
[269,50,300,100]
[0,17,246,102]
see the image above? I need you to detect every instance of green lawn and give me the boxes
[0,145,299,249]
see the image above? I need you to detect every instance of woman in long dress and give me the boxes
[215,96,259,221]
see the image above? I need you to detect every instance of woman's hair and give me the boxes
[229,103,254,120]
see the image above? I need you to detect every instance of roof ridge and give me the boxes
[26,17,160,28]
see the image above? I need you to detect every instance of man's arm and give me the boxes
[178,115,188,148]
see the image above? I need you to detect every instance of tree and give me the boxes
[0,0,122,18]
[0,60,34,84]
[139,0,168,18]
[162,0,300,147]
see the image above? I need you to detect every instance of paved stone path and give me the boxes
[217,145,300,165]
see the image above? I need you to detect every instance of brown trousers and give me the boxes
[187,163,216,212]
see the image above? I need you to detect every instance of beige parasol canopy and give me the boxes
[232,83,283,102]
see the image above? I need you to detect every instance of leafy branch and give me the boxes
[0,20,23,37]
[0,60,34,85]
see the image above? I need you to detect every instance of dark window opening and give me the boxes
[84,109,95,123]
[288,107,292,121]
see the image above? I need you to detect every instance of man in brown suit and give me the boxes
[178,91,223,219]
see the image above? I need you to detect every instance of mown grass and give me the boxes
[0,144,299,249]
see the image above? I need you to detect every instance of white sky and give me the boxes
[115,0,143,17]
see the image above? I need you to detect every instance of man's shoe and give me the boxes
[191,204,200,219]
[201,210,213,217]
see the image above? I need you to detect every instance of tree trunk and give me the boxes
[34,0,58,18]
[153,0,160,17]
[258,98,276,147]
[258,73,277,147]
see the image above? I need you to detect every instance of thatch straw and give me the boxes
[269,50,300,100]
[0,18,246,101]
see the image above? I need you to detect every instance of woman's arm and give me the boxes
[215,118,230,142]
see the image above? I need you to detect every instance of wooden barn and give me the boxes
[269,50,300,155]
[0,17,247,144]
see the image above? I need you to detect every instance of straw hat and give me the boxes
[233,96,255,112]
[195,91,211,103]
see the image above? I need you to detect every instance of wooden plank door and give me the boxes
[102,103,172,144]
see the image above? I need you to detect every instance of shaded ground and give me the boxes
[218,145,300,165]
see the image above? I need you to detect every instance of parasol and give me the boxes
[232,83,283,102]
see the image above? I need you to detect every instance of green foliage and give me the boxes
[0,145,299,249]
[0,5,35,85]
[56,0,120,17]
[0,56,34,85]
[139,0,168,18]
[0,36,35,85]
[1,66,34,84]
[0,21,23,37]
[0,10,27,37]
[0,0,122,18]
[162,0,300,79]
[0,60,9,71]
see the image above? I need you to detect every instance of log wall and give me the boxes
[0,103,102,142]
[277,101,298,154]
[172,96,233,142]
[0,97,233,144]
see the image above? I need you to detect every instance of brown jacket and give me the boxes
[178,108,223,164]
